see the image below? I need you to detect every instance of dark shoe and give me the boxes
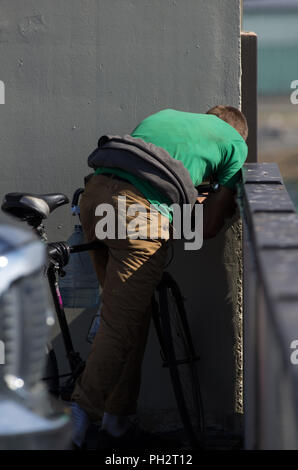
[97,425,182,451]
[71,441,87,450]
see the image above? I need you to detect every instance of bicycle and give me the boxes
[1,180,219,449]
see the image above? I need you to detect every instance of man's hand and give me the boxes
[196,194,208,204]
[202,186,236,239]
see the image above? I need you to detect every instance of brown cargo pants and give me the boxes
[71,174,170,421]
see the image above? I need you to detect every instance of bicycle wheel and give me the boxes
[157,271,205,448]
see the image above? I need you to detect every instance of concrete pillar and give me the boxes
[241,32,258,163]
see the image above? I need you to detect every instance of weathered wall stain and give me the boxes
[19,15,46,34]
[224,218,244,415]
[18,15,46,41]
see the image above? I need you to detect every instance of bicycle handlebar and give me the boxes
[48,240,104,267]
[69,240,103,253]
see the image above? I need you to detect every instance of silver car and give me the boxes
[0,213,71,450]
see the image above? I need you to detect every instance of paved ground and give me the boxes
[84,423,243,451]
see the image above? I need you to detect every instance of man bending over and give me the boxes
[70,105,248,449]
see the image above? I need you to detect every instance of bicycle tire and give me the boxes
[157,271,205,449]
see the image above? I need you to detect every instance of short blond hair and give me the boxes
[206,105,248,141]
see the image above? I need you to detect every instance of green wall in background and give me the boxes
[244,10,298,95]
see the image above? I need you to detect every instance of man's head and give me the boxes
[206,105,248,141]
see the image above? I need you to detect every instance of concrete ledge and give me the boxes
[240,162,298,449]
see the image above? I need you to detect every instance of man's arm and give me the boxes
[201,186,236,239]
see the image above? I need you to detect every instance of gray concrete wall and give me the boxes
[0,0,242,430]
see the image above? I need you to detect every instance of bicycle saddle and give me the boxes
[1,192,69,221]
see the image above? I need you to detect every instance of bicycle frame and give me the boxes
[47,240,103,373]
[2,184,207,442]
[6,181,216,387]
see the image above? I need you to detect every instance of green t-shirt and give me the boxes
[95,109,248,221]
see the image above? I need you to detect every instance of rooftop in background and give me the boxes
[244,0,298,10]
